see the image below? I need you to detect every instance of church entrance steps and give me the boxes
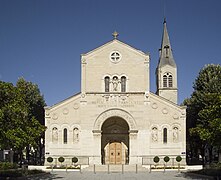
[82,164,148,173]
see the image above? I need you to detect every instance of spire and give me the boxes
[158,19,176,68]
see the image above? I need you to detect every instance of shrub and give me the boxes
[153,156,160,163]
[47,157,53,163]
[72,157,78,164]
[164,156,170,163]
[0,162,18,170]
[176,156,182,162]
[58,157,65,164]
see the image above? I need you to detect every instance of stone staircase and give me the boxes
[82,164,148,173]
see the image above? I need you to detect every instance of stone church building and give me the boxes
[45,20,186,165]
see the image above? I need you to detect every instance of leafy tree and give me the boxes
[0,79,46,164]
[184,64,221,164]
[16,78,46,164]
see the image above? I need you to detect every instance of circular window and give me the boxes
[110,51,121,63]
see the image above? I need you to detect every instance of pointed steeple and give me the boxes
[158,19,176,68]
[156,19,178,104]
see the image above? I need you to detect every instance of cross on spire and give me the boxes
[112,31,119,39]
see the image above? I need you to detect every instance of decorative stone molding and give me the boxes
[93,108,137,131]
[52,113,58,120]
[63,108,69,115]
[92,130,102,136]
[73,103,79,109]
[162,108,168,114]
[151,102,158,109]
[173,113,179,120]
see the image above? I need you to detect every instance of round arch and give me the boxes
[93,108,137,131]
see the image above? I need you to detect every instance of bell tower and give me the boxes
[156,19,178,104]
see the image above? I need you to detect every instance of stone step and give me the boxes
[82,164,148,172]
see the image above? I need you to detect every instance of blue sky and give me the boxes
[0,0,220,106]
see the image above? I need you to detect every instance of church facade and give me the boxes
[44,20,186,165]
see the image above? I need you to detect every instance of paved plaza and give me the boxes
[27,171,210,180]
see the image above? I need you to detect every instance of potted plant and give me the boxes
[72,157,78,168]
[176,156,182,172]
[58,157,65,166]
[163,156,170,172]
[153,156,160,168]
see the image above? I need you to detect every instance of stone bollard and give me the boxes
[136,164,138,174]
[149,164,151,173]
[108,164,110,174]
[122,164,124,174]
[94,164,96,174]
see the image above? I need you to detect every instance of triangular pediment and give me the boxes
[81,39,149,59]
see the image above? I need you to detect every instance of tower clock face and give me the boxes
[110,51,121,63]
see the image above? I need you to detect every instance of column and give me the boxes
[91,130,102,165]
[129,130,138,164]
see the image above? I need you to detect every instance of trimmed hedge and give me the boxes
[164,156,170,163]
[176,156,182,162]
[47,157,53,163]
[153,156,160,163]
[58,157,65,164]
[72,157,78,163]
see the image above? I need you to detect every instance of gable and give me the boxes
[81,39,150,93]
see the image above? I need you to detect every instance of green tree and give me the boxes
[184,64,221,164]
[16,78,46,164]
[0,79,46,164]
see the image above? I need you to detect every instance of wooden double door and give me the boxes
[109,142,122,164]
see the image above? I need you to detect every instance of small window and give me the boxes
[64,128,67,144]
[104,76,110,92]
[168,75,173,87]
[121,76,126,92]
[163,73,173,88]
[110,51,121,63]
[163,75,167,87]
[163,128,167,144]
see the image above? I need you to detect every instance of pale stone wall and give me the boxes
[44,39,186,166]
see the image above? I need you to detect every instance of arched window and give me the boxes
[168,75,173,87]
[163,75,167,87]
[121,76,126,92]
[104,76,110,92]
[163,128,167,144]
[163,73,173,88]
[63,128,67,144]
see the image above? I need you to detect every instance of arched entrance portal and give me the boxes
[101,117,129,164]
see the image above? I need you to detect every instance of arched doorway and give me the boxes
[101,117,129,164]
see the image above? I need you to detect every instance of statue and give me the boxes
[151,127,158,142]
[52,127,58,143]
[73,127,79,143]
[173,127,178,142]
[112,76,119,91]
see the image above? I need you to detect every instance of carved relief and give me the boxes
[63,108,69,115]
[162,108,168,114]
[173,113,179,120]
[112,76,120,91]
[52,113,58,120]
[151,127,158,142]
[173,127,179,142]
[151,103,158,109]
[73,103,79,110]
[73,127,79,143]
[52,127,58,143]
